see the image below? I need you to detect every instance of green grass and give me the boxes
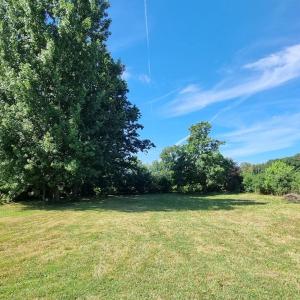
[0,193,299,299]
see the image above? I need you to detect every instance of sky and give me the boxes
[107,0,300,164]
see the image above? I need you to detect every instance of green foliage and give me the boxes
[155,122,241,193]
[281,153,300,170]
[241,163,265,193]
[0,2,298,201]
[292,172,300,193]
[0,0,152,201]
[221,158,242,192]
[148,161,172,193]
[263,161,295,195]
[243,153,300,174]
[242,161,299,195]
[0,193,9,204]
[99,159,173,195]
[242,172,261,193]
[112,160,153,195]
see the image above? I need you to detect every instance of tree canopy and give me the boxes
[0,0,152,201]
[155,122,241,193]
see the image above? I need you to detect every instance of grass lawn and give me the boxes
[0,193,299,299]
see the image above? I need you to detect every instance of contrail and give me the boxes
[175,96,250,145]
[144,0,151,77]
[210,95,250,122]
[175,135,190,146]
[147,88,180,104]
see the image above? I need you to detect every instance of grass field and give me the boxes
[0,193,299,299]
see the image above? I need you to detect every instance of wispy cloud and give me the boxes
[175,135,189,146]
[209,95,250,123]
[179,84,201,95]
[221,112,300,159]
[147,88,181,104]
[175,95,251,145]
[139,74,151,84]
[122,70,131,81]
[121,69,152,85]
[165,44,300,116]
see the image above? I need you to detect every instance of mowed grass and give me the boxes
[0,193,299,299]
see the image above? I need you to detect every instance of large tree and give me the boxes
[0,0,152,200]
[159,122,240,193]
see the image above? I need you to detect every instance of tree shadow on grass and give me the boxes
[19,193,267,213]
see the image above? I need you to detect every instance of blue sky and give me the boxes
[107,0,300,164]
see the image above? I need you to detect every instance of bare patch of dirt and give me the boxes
[284,193,300,203]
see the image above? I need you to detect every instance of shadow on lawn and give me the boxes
[19,194,267,212]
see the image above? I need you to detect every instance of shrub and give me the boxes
[242,172,264,193]
[292,172,300,194]
[150,174,172,193]
[262,161,295,195]
[0,193,10,204]
[178,184,203,194]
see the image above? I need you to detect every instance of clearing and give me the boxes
[0,193,299,299]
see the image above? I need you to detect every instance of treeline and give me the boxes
[241,156,300,195]
[108,125,300,197]
[99,122,242,195]
[0,1,299,203]
[0,120,244,201]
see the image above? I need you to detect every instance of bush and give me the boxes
[242,172,264,193]
[222,159,242,192]
[150,174,172,193]
[263,161,295,195]
[0,193,10,204]
[179,183,204,194]
[242,161,298,196]
[292,172,300,194]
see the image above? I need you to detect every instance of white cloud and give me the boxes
[122,70,131,80]
[179,84,201,94]
[166,44,300,116]
[120,68,152,84]
[139,74,151,84]
[221,113,300,159]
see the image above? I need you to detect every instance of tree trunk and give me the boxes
[42,184,46,202]
[52,189,59,202]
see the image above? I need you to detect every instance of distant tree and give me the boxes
[185,122,224,192]
[241,153,300,175]
[221,158,242,192]
[160,145,191,189]
[111,160,153,195]
[282,153,300,171]
[148,160,172,193]
[0,0,152,201]
[157,122,238,193]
